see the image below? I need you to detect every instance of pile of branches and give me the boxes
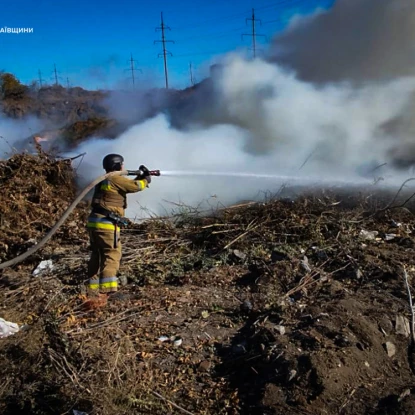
[116,187,415,288]
[2,161,415,414]
[0,149,89,263]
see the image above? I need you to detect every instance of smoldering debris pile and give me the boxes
[1,152,415,414]
[0,149,89,264]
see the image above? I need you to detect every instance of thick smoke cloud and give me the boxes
[214,55,415,168]
[268,0,415,83]
[266,0,415,167]
[73,54,415,219]
[103,88,171,127]
[73,115,271,219]
[70,0,415,219]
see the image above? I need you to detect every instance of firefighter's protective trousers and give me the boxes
[87,215,120,293]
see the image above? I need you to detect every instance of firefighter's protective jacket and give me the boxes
[87,174,148,231]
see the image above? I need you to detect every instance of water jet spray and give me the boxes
[159,170,372,188]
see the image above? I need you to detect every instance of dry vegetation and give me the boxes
[1,152,415,414]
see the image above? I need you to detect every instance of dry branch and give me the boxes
[403,266,415,344]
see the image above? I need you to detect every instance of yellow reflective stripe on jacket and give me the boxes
[87,215,118,230]
[100,183,112,191]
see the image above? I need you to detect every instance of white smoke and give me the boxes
[69,0,415,219]
[73,114,270,219]
[71,54,415,220]
[0,115,45,158]
[215,55,415,172]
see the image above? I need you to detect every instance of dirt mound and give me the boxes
[1,84,108,124]
[1,154,415,414]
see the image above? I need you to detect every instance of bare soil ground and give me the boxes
[1,152,415,415]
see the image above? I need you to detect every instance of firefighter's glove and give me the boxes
[139,165,151,185]
[139,165,150,176]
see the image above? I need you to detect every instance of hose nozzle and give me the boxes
[127,169,161,177]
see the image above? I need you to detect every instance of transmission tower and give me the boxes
[53,63,59,85]
[124,53,142,88]
[154,12,174,89]
[66,77,71,89]
[50,63,63,86]
[242,8,265,58]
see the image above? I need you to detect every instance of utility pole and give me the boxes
[189,62,195,86]
[53,63,59,86]
[66,77,70,89]
[38,69,43,87]
[124,53,142,88]
[242,8,265,58]
[154,12,174,89]
[50,64,62,86]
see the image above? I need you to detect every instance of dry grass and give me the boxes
[1,153,415,414]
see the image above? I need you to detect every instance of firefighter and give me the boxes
[86,153,151,295]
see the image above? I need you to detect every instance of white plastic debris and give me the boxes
[32,259,54,276]
[359,230,379,241]
[170,336,183,347]
[158,335,183,346]
[0,318,20,339]
[73,410,88,415]
[275,325,286,335]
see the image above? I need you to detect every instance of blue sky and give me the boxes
[1,0,335,90]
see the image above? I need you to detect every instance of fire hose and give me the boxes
[0,169,161,270]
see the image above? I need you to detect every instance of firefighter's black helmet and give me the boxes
[103,154,124,172]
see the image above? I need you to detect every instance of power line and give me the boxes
[174,25,245,44]
[170,0,302,32]
[242,9,265,58]
[173,50,226,58]
[124,53,142,88]
[173,11,248,31]
[154,12,174,89]
[169,0,307,42]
